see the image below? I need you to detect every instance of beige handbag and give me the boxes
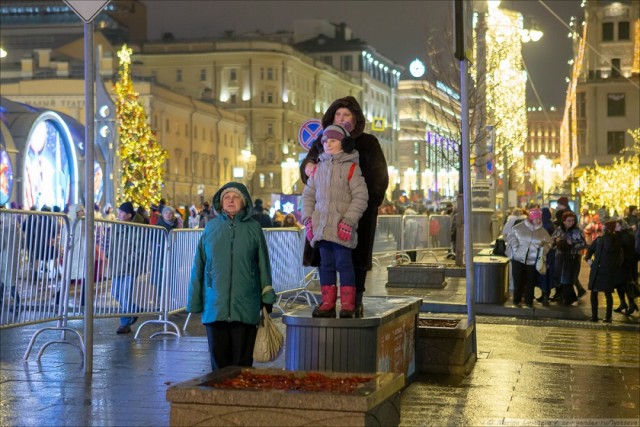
[253,287,283,363]
[535,247,547,275]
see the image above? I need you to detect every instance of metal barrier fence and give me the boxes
[182,227,316,331]
[1,210,70,327]
[2,209,455,360]
[372,214,453,266]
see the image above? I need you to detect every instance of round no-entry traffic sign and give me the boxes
[298,119,323,151]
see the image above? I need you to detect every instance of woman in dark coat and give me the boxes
[584,219,623,322]
[550,211,587,306]
[300,96,389,317]
[614,220,639,315]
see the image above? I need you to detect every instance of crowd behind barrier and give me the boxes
[1,210,445,358]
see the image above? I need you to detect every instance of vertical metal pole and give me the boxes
[455,0,476,354]
[83,21,95,375]
[503,149,509,218]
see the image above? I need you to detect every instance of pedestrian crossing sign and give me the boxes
[371,117,385,132]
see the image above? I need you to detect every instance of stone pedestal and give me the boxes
[386,264,446,288]
[283,297,421,379]
[415,318,476,375]
[166,367,405,426]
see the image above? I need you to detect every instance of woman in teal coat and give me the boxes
[188,182,277,370]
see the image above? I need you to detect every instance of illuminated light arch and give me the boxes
[22,111,79,209]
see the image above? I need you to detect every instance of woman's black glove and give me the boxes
[261,303,273,314]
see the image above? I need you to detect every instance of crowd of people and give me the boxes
[502,198,639,322]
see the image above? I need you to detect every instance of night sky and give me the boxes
[142,0,583,109]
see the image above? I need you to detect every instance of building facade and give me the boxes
[131,37,362,202]
[294,20,403,166]
[563,0,640,177]
[397,79,461,205]
[1,46,248,209]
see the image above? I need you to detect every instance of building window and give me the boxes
[267,123,274,136]
[259,173,265,188]
[607,131,625,154]
[230,68,237,81]
[413,142,420,155]
[607,93,625,116]
[165,119,170,132]
[184,157,189,175]
[261,92,265,103]
[176,69,182,82]
[230,93,237,104]
[618,21,630,40]
[266,145,275,162]
[577,92,586,119]
[267,93,273,104]
[611,58,621,78]
[267,68,273,80]
[200,69,206,81]
[341,55,353,71]
[602,22,614,41]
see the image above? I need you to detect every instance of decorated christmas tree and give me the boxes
[114,44,167,208]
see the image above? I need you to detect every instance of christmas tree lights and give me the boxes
[115,44,168,208]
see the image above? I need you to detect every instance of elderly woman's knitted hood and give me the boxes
[321,96,366,139]
[212,182,254,219]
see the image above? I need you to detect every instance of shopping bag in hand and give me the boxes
[253,306,284,363]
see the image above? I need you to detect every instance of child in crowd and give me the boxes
[301,124,368,318]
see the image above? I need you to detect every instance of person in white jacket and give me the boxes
[506,208,551,307]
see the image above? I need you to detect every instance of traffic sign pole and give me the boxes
[65,0,111,376]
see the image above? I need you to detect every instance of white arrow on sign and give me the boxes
[64,0,111,23]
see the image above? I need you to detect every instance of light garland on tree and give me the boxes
[115,44,168,209]
[578,128,640,215]
[472,5,527,185]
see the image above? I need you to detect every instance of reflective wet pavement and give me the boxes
[1,263,639,426]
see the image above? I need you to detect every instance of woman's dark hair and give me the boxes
[562,211,577,222]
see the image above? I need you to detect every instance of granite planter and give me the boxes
[166,367,405,426]
[386,264,446,288]
[415,317,476,375]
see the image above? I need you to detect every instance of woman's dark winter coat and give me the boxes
[619,230,636,285]
[584,232,623,292]
[551,222,586,286]
[300,96,389,270]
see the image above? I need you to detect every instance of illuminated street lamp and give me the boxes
[403,168,417,194]
[387,166,399,200]
[280,158,298,195]
[533,154,562,206]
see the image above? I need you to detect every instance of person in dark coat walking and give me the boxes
[299,96,389,317]
[584,219,623,322]
[551,211,587,306]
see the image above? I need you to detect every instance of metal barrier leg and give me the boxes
[182,312,193,332]
[134,311,181,339]
[23,326,85,362]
